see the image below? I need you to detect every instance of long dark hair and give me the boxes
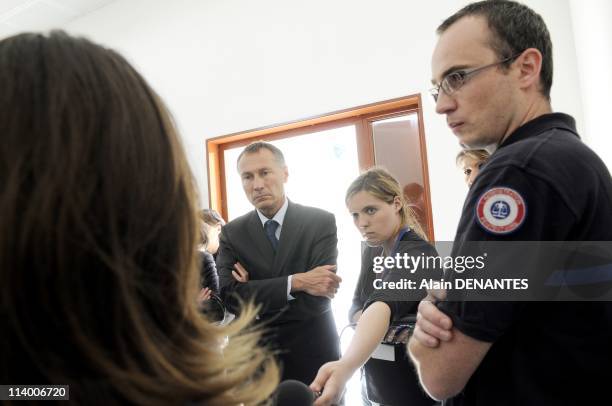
[0,31,277,405]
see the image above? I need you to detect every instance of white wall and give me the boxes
[569,0,612,171]
[64,0,595,240]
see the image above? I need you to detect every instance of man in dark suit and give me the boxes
[217,141,342,384]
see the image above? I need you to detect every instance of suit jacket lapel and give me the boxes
[246,211,276,265]
[273,201,303,275]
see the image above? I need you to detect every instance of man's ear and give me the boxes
[283,166,289,183]
[515,48,543,92]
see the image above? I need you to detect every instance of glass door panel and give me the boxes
[371,113,433,239]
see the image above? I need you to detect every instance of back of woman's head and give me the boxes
[0,31,276,405]
[345,167,426,240]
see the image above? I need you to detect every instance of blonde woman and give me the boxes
[311,168,439,406]
[456,149,490,187]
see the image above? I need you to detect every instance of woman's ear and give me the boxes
[393,195,402,212]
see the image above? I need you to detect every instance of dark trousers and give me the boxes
[265,311,340,385]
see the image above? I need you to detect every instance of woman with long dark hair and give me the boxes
[0,31,277,405]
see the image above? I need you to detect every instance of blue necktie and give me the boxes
[264,219,279,251]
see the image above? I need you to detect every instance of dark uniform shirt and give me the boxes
[438,113,612,405]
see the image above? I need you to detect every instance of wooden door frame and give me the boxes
[205,94,434,240]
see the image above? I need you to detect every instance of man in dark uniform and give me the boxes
[407,1,612,405]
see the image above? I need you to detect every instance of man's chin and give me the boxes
[254,202,275,216]
[254,202,270,210]
[456,131,474,146]
[458,134,490,150]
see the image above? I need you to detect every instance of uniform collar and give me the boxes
[498,113,578,150]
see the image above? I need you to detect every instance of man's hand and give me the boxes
[310,360,353,406]
[412,289,453,348]
[231,262,249,283]
[291,265,341,298]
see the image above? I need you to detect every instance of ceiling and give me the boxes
[0,0,117,39]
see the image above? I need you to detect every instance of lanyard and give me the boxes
[390,227,410,256]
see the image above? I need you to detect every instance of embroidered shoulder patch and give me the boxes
[476,187,526,234]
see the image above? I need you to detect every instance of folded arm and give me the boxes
[291,213,340,298]
[217,231,289,314]
[407,315,491,400]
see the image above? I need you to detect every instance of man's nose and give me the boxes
[252,175,264,189]
[435,90,457,115]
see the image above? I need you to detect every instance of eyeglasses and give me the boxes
[429,54,521,102]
